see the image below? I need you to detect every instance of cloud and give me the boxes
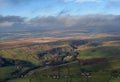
[0,15,25,23]
[58,9,70,16]
[0,15,25,27]
[0,14,120,33]
[0,21,14,27]
[110,0,120,2]
[63,0,120,4]
[64,0,101,3]
[0,0,33,6]
[0,0,103,8]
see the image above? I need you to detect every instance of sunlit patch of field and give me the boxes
[103,41,120,46]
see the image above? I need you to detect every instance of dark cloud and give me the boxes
[0,15,25,28]
[58,8,70,16]
[0,15,25,23]
[0,14,120,33]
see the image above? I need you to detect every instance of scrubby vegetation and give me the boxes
[0,37,120,82]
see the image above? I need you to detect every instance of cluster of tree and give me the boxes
[70,40,88,49]
[111,70,120,78]
[0,56,15,67]
[37,46,79,66]
[0,56,34,67]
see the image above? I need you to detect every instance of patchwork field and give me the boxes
[0,35,120,82]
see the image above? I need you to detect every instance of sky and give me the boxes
[0,0,120,17]
[0,0,120,33]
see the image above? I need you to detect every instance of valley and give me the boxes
[0,34,120,82]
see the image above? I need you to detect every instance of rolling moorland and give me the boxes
[1,0,120,82]
[0,34,120,82]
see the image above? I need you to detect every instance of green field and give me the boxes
[0,40,120,82]
[8,59,120,82]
